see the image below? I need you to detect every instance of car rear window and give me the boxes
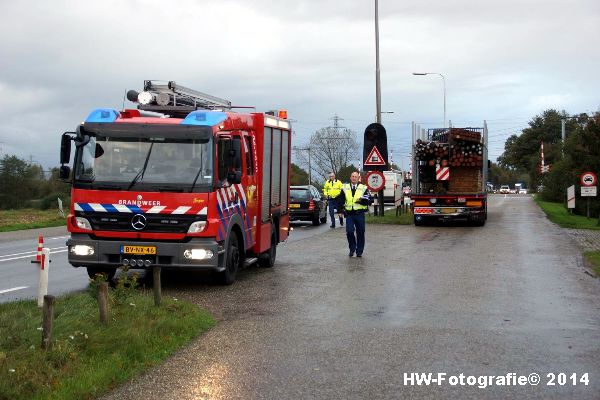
[290,189,310,201]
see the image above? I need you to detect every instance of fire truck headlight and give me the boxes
[70,245,94,256]
[75,217,92,230]
[183,249,213,260]
[188,221,207,233]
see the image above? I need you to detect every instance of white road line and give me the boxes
[0,246,67,259]
[0,286,28,294]
[0,248,68,263]
[47,236,69,240]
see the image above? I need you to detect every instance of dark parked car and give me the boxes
[289,185,328,226]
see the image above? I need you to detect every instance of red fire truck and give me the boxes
[59,81,292,284]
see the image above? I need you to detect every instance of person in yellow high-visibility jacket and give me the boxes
[323,172,344,228]
[334,171,372,257]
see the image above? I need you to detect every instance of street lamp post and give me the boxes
[375,0,381,124]
[412,72,446,128]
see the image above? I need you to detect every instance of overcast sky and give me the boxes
[1,0,598,171]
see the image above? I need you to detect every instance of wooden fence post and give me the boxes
[153,267,162,306]
[41,295,55,350]
[98,282,109,324]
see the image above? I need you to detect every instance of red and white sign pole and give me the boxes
[37,248,50,308]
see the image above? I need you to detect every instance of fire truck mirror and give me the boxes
[59,165,71,181]
[226,139,242,170]
[227,170,242,184]
[60,133,73,164]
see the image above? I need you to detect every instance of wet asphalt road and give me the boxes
[96,195,599,399]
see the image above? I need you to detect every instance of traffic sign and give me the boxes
[581,186,597,197]
[581,172,597,187]
[366,171,385,192]
[364,146,387,166]
[567,185,575,208]
[363,123,388,171]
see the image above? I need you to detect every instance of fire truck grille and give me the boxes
[78,212,203,233]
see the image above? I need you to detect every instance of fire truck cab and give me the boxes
[59,81,292,284]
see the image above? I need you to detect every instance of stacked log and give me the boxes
[414,140,449,161]
[449,128,481,143]
[449,142,483,167]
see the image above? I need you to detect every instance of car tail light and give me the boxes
[308,200,315,210]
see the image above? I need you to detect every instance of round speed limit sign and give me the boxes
[366,171,385,192]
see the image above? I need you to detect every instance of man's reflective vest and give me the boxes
[342,183,369,211]
[323,179,343,199]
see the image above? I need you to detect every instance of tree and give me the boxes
[497,109,578,190]
[290,163,309,185]
[337,164,360,183]
[0,155,46,209]
[295,126,360,185]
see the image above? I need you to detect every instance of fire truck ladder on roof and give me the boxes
[129,80,232,116]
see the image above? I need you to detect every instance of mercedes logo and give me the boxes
[131,214,147,230]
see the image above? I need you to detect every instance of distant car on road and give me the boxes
[499,185,510,194]
[519,188,528,194]
[289,185,328,226]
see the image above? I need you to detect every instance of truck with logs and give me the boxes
[410,122,489,226]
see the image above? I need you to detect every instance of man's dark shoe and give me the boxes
[356,254,362,258]
[330,225,335,228]
[348,252,354,257]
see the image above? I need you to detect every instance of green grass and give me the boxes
[534,198,600,230]
[366,208,413,225]
[0,287,215,400]
[0,209,66,232]
[584,251,600,276]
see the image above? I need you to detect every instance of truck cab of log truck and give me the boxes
[59,81,292,284]
[411,123,489,226]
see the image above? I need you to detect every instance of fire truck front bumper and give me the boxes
[66,234,225,271]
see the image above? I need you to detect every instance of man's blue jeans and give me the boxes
[345,212,365,255]
[328,199,340,226]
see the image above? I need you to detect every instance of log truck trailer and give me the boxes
[411,122,489,226]
[59,81,292,284]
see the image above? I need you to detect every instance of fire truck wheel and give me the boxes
[86,267,116,282]
[219,235,240,285]
[258,226,277,268]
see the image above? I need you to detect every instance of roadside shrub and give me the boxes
[38,193,70,210]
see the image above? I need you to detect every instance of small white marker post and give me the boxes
[37,248,50,308]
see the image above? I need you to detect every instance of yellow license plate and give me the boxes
[442,208,456,214]
[289,203,300,208]
[120,245,157,255]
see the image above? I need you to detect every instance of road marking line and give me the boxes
[0,246,67,258]
[0,286,28,294]
[47,236,69,240]
[0,248,68,263]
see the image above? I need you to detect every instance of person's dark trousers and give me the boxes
[328,199,338,227]
[345,212,365,255]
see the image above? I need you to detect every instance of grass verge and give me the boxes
[366,208,413,225]
[584,251,600,276]
[0,209,66,232]
[534,198,600,230]
[0,287,215,400]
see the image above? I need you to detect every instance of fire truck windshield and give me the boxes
[74,134,213,192]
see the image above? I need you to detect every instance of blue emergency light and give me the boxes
[85,108,119,123]
[182,111,227,127]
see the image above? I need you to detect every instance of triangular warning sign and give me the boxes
[364,146,387,166]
